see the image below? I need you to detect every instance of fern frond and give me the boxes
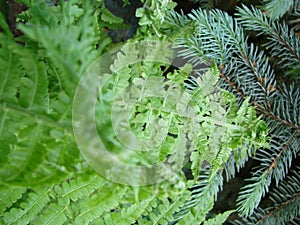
[0,1,277,224]
[145,191,190,225]
[175,170,223,224]
[0,0,119,187]
[34,174,107,225]
[0,12,13,38]
[203,210,235,225]
[103,195,155,225]
[53,175,106,203]
[0,48,21,104]
[19,0,101,79]
[1,174,107,225]
[0,3,87,186]
[167,7,299,218]
[100,6,123,24]
[0,45,73,185]
[14,48,48,113]
[73,184,127,225]
[2,187,52,225]
[0,186,27,216]
[35,202,69,225]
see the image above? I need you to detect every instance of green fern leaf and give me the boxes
[0,1,275,224]
[0,49,22,104]
[100,7,123,24]
[0,186,27,215]
[203,210,235,225]
[33,175,107,224]
[35,203,69,225]
[175,170,223,224]
[3,187,51,225]
[148,191,190,225]
[54,175,106,203]
[15,49,48,112]
[104,196,155,225]
[73,184,127,224]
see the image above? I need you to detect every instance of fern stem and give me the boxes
[0,103,7,138]
[0,101,72,130]
[0,52,12,98]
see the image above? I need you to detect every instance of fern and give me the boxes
[203,210,235,225]
[158,1,299,223]
[3,187,52,225]
[73,184,128,224]
[53,175,106,203]
[103,196,155,225]
[175,170,223,224]
[0,0,276,224]
[1,174,108,225]
[0,186,27,214]
[0,32,76,186]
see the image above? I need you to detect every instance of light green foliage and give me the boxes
[175,170,223,224]
[203,210,235,225]
[3,187,52,225]
[135,0,177,37]
[0,0,279,224]
[97,52,267,179]
[158,1,299,224]
[0,31,78,186]
[0,186,27,213]
[103,196,155,224]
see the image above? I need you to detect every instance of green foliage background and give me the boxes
[0,0,299,224]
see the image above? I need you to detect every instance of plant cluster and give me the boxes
[0,0,299,224]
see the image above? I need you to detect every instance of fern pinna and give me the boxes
[0,0,297,225]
